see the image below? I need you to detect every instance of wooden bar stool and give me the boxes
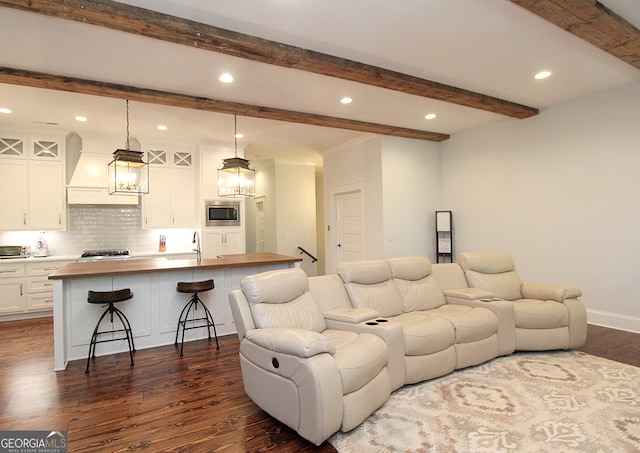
[175,279,219,356]
[85,288,136,374]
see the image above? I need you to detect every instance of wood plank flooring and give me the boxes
[0,318,637,452]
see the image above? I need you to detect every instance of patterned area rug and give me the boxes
[329,351,640,452]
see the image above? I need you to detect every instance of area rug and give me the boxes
[328,351,640,452]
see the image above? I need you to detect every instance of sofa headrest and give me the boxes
[458,252,515,274]
[337,260,391,284]
[241,268,309,304]
[387,256,432,281]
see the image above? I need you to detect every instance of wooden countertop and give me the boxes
[48,252,302,280]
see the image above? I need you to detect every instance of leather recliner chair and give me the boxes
[458,252,587,350]
[228,267,391,446]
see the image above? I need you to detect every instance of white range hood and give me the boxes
[66,134,139,205]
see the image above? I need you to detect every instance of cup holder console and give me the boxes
[365,319,389,326]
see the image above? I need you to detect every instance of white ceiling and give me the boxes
[0,0,639,165]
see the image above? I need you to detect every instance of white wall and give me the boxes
[275,161,318,276]
[322,134,442,269]
[381,135,441,260]
[323,135,384,272]
[440,82,640,332]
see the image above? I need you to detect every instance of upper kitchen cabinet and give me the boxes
[142,146,197,229]
[0,133,66,231]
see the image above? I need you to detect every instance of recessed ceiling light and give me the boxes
[219,73,234,83]
[235,133,244,139]
[157,125,168,131]
[75,115,88,122]
[424,113,437,120]
[534,70,552,80]
[340,97,353,104]
[0,107,11,114]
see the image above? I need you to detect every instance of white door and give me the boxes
[255,196,266,252]
[335,189,363,265]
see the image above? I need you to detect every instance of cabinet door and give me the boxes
[28,160,66,230]
[202,230,244,258]
[0,279,26,314]
[170,168,196,227]
[203,231,225,259]
[142,166,172,228]
[223,230,244,255]
[0,159,28,230]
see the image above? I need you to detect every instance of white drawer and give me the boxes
[27,261,67,277]
[27,292,54,311]
[0,264,25,279]
[27,276,55,294]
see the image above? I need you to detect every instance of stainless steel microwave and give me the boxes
[205,200,240,226]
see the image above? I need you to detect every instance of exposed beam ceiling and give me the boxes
[0,67,449,142]
[512,0,640,71]
[0,0,539,121]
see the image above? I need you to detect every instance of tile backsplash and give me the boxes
[0,205,196,257]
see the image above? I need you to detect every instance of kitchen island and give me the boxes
[49,253,301,371]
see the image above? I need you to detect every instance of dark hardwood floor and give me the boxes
[1,319,638,452]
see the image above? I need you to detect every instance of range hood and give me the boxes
[66,133,139,205]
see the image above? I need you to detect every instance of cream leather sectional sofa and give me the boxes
[228,253,587,445]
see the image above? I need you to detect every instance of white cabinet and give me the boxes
[142,147,196,229]
[203,229,244,258]
[26,261,69,312]
[0,259,69,317]
[0,159,28,230]
[0,133,65,231]
[0,263,26,314]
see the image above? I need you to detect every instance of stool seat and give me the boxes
[175,279,218,356]
[85,288,135,374]
[88,288,133,304]
[177,279,214,294]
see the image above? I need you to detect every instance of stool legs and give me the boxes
[175,292,219,356]
[86,303,135,374]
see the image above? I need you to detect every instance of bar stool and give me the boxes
[175,279,219,356]
[85,288,136,374]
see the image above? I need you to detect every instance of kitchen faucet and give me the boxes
[192,231,201,262]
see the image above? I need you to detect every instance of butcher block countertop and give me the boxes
[49,252,302,280]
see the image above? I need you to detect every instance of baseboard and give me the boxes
[587,309,640,334]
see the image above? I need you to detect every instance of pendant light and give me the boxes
[108,100,149,196]
[217,115,255,197]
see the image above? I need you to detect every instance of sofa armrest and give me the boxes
[245,328,336,358]
[325,319,405,391]
[444,287,495,301]
[324,306,380,323]
[521,282,582,302]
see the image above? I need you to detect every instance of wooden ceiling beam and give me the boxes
[0,0,538,119]
[512,0,640,70]
[0,67,450,142]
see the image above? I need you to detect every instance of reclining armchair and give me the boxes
[228,267,391,446]
[458,252,587,351]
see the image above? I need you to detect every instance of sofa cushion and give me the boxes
[338,260,404,317]
[390,312,455,355]
[242,267,308,304]
[241,269,327,332]
[514,299,569,329]
[428,305,498,344]
[388,256,446,311]
[322,329,389,394]
[458,252,516,274]
[465,270,523,301]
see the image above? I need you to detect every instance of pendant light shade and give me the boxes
[108,149,149,196]
[108,100,149,196]
[218,115,255,197]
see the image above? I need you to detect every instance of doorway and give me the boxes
[330,183,364,271]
